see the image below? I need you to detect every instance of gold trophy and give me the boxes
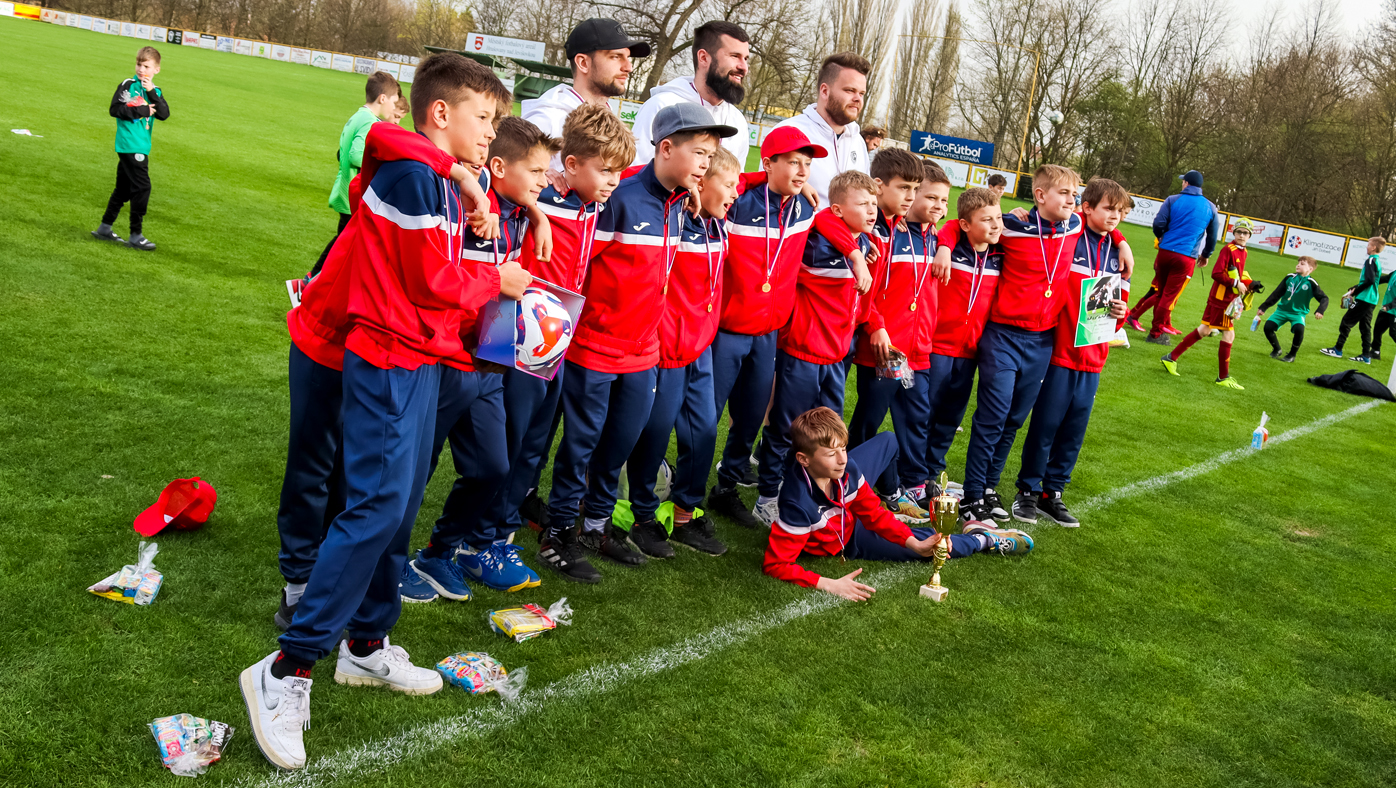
[919,472,954,602]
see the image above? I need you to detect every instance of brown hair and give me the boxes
[693,21,749,69]
[410,53,512,127]
[921,161,951,186]
[490,116,561,165]
[869,148,923,184]
[561,103,636,169]
[860,125,886,141]
[1080,177,1130,210]
[1296,255,1318,268]
[707,146,741,178]
[1032,163,1079,193]
[365,71,401,103]
[817,51,872,87]
[396,95,410,113]
[829,170,877,205]
[986,173,1007,188]
[957,187,998,220]
[137,46,161,65]
[1369,236,1387,251]
[790,407,849,456]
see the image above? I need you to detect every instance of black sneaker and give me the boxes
[738,461,759,487]
[519,491,548,532]
[1037,491,1080,527]
[127,233,157,251]
[578,523,646,566]
[671,514,728,555]
[1281,354,1296,363]
[537,526,602,583]
[1373,350,1383,361]
[1145,334,1171,346]
[959,497,994,523]
[274,589,296,631]
[1011,491,1038,523]
[983,488,1010,521]
[627,518,675,559]
[91,226,125,244]
[1270,349,1283,359]
[708,485,760,528]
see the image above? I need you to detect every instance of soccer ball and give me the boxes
[515,287,573,369]
[1046,110,1064,125]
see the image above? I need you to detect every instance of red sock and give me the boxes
[1219,341,1232,378]
[1170,330,1202,360]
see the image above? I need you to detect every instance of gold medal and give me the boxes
[1045,287,1053,298]
[707,304,713,312]
[663,285,668,295]
[910,302,917,312]
[761,282,772,293]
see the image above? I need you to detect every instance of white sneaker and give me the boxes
[239,651,311,771]
[752,498,780,526]
[334,637,443,695]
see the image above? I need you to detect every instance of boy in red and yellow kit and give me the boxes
[751,170,878,525]
[1160,220,1254,389]
[625,146,742,558]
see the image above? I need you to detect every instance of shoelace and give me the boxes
[500,544,527,567]
[281,678,312,731]
[378,643,414,670]
[478,546,505,571]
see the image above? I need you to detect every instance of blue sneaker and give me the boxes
[399,563,439,603]
[411,550,473,601]
[457,543,540,592]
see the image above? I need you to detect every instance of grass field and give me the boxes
[5,17,1396,788]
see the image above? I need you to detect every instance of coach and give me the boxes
[772,52,872,206]
[522,18,649,140]
[631,21,751,167]
[1131,169,1221,345]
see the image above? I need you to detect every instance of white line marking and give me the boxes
[1075,399,1383,514]
[239,564,924,788]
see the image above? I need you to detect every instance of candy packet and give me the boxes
[435,652,528,701]
[89,541,163,605]
[488,597,573,643]
[150,713,234,777]
[875,348,915,389]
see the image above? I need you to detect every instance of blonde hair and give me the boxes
[790,407,849,456]
[561,103,637,170]
[829,170,877,205]
[957,187,998,220]
[1032,164,1079,193]
[1369,236,1387,251]
[706,146,740,179]
[1296,255,1317,268]
[137,46,161,65]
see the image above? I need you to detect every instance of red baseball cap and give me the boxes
[761,127,829,160]
[134,477,218,537]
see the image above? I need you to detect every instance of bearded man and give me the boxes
[631,20,751,168]
[773,52,871,206]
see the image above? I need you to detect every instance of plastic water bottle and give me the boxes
[1251,411,1270,450]
[1250,314,1262,332]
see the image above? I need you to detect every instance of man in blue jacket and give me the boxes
[1126,170,1220,345]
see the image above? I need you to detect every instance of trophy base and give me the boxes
[919,583,949,602]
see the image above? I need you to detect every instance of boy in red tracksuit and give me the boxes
[763,407,1031,598]
[705,126,823,528]
[1161,221,1254,389]
[540,103,738,584]
[240,53,529,772]
[751,170,879,526]
[1011,178,1132,527]
[624,146,743,559]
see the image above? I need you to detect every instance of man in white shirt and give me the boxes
[773,51,872,206]
[630,20,750,169]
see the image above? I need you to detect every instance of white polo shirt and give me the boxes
[772,103,869,207]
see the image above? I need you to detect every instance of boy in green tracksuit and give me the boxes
[1256,255,1329,362]
[307,71,402,277]
[1321,236,1385,363]
[92,46,170,252]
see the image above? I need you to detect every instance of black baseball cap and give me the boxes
[565,19,651,60]
[651,104,738,147]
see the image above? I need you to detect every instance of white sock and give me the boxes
[755,495,777,507]
[583,517,607,533]
[284,582,307,606]
[972,534,992,551]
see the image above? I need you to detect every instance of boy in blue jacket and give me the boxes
[93,46,170,252]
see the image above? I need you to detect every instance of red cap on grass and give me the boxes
[134,477,217,536]
[761,127,828,160]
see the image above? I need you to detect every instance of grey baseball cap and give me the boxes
[650,103,738,148]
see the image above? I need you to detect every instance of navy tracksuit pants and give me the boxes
[757,351,846,497]
[628,348,718,520]
[711,329,777,490]
[847,363,932,494]
[843,433,977,560]
[475,365,565,544]
[548,360,657,524]
[924,353,978,480]
[280,350,440,663]
[276,343,345,584]
[423,366,509,553]
[962,322,1054,501]
[1017,364,1099,494]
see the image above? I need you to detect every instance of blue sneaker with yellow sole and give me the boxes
[399,563,439,603]
[457,543,540,592]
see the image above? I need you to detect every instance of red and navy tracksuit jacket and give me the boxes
[571,163,687,373]
[764,454,914,588]
[934,223,1005,360]
[441,191,529,372]
[854,219,939,370]
[663,213,727,368]
[1051,221,1129,374]
[993,209,1085,332]
[720,185,816,337]
[778,209,874,364]
[527,184,600,293]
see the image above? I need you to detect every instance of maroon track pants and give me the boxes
[1128,248,1196,337]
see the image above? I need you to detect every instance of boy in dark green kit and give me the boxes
[1256,255,1328,362]
[93,46,170,252]
[1321,237,1385,363]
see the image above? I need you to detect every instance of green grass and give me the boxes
[4,17,1396,788]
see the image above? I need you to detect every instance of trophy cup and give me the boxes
[919,472,955,602]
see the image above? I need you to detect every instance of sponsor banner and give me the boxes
[151,26,167,41]
[310,50,332,68]
[354,56,375,75]
[1340,239,1396,272]
[464,32,545,61]
[909,130,994,165]
[616,100,639,128]
[926,157,969,188]
[1123,195,1163,227]
[292,48,313,65]
[180,30,197,45]
[272,45,291,62]
[252,41,272,58]
[78,15,93,29]
[0,3,15,17]
[12,2,37,19]
[67,13,79,26]
[376,51,420,65]
[121,22,135,36]
[105,20,121,34]
[398,64,415,83]
[135,23,150,38]
[331,53,354,72]
[747,125,758,147]
[39,7,57,22]
[1226,215,1283,252]
[374,61,400,78]
[200,33,216,49]
[968,165,1018,193]
[234,39,253,55]
[215,35,233,52]
[1282,226,1346,265]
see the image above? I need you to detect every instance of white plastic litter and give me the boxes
[1251,412,1270,449]
[11,129,42,137]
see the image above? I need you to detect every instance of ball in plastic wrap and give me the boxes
[516,287,573,370]
[1046,110,1065,125]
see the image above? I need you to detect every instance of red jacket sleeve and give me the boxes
[1212,246,1238,286]
[862,239,890,333]
[814,208,861,256]
[353,123,457,214]
[763,525,823,588]
[849,480,914,545]
[1111,228,1126,245]
[736,171,767,196]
